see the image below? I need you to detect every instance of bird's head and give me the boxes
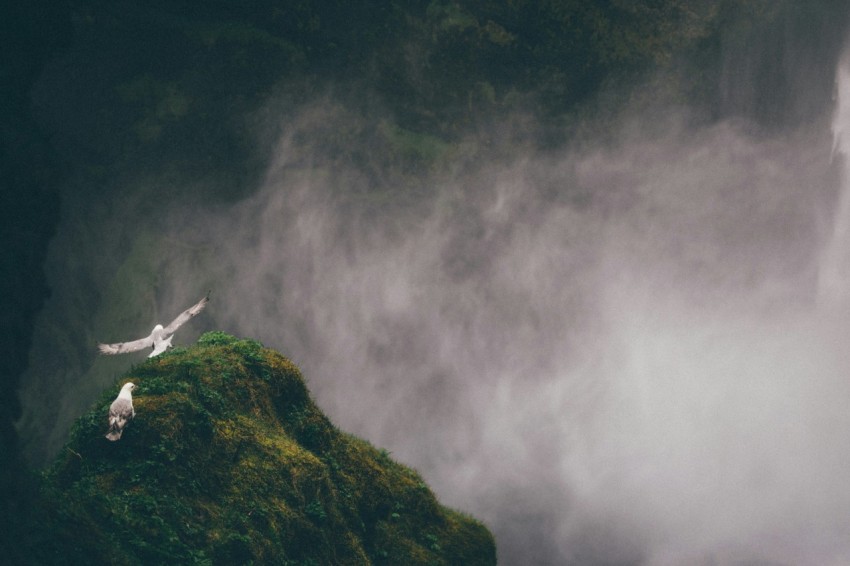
[122,382,136,392]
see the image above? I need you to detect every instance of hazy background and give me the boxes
[10,1,850,564]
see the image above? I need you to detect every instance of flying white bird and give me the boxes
[98,292,210,358]
[105,382,136,441]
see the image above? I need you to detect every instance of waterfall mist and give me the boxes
[19,27,850,566]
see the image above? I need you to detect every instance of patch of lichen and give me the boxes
[37,332,496,565]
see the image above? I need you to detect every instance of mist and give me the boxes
[18,34,850,566]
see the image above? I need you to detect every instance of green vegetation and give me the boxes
[35,0,840,211]
[116,75,192,142]
[35,332,495,565]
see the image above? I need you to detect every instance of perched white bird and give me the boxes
[105,382,136,441]
[98,292,210,358]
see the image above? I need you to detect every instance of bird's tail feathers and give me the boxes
[105,424,123,441]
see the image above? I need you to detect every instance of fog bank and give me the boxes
[19,54,850,566]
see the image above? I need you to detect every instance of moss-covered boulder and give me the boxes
[37,332,495,565]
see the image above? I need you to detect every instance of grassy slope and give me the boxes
[37,332,495,565]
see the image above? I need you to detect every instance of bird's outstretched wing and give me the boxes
[98,335,154,355]
[162,291,210,335]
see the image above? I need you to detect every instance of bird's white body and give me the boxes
[106,382,136,441]
[149,324,174,357]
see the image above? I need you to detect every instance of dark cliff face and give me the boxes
[29,2,849,202]
[0,1,70,562]
[35,333,496,565]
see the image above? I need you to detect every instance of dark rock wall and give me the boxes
[0,1,70,561]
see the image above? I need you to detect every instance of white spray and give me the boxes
[820,47,850,307]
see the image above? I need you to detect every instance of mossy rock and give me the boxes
[37,333,495,565]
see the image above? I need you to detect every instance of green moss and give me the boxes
[36,333,496,565]
[197,330,239,346]
[185,20,304,59]
[378,121,452,165]
[427,2,478,32]
[116,75,192,143]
